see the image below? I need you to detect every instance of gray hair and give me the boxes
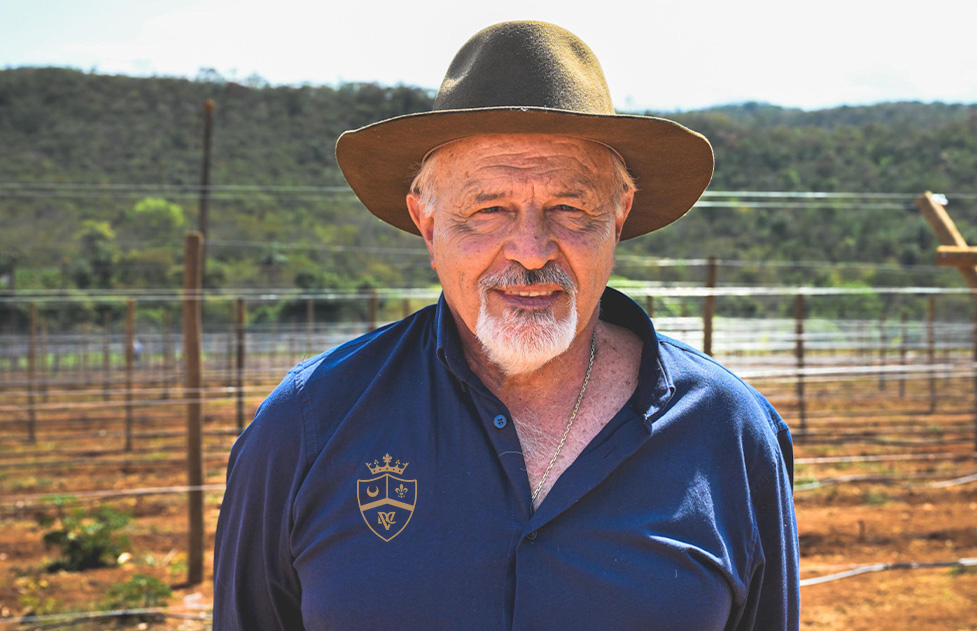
[409,142,637,217]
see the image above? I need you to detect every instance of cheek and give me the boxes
[563,238,618,296]
[430,238,487,295]
[550,209,618,242]
[432,223,503,271]
[552,225,618,271]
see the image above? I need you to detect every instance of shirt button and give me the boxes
[526,531,538,541]
[493,415,507,429]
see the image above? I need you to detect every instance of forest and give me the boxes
[1,66,976,323]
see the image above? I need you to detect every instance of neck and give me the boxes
[453,308,601,403]
[451,303,644,508]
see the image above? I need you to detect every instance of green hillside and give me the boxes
[2,67,976,319]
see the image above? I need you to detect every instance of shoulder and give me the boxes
[654,333,792,480]
[286,303,438,409]
[657,334,785,433]
[234,305,439,471]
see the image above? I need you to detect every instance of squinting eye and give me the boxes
[553,204,582,213]
[477,206,504,215]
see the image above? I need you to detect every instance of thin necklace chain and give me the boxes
[531,328,597,504]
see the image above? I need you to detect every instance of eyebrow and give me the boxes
[469,188,590,204]
[554,189,587,199]
[472,191,507,204]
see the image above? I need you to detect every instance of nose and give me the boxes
[502,208,558,270]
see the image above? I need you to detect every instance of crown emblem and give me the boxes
[366,453,409,475]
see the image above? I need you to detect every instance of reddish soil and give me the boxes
[1,368,976,630]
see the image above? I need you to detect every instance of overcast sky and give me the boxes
[2,0,976,112]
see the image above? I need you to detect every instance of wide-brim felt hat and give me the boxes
[336,20,714,240]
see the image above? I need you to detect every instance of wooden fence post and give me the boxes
[39,317,48,403]
[226,302,235,389]
[272,320,280,366]
[927,297,937,413]
[125,298,135,452]
[198,100,214,284]
[795,294,807,436]
[183,232,205,586]
[27,302,36,443]
[973,298,977,452]
[368,288,379,331]
[306,297,315,352]
[288,317,296,358]
[236,297,246,431]
[703,256,717,356]
[899,311,908,398]
[55,259,67,376]
[6,257,18,373]
[161,310,171,401]
[81,330,89,386]
[103,310,111,402]
[878,315,887,391]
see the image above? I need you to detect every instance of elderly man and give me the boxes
[215,21,799,630]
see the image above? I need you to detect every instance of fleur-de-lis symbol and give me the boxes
[395,483,408,499]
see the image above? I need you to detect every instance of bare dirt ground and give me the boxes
[796,481,977,630]
[1,368,976,630]
[781,372,977,631]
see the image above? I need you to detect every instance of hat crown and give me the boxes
[434,21,615,114]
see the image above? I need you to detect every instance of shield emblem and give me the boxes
[357,474,417,541]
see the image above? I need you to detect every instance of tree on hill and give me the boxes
[1,66,975,320]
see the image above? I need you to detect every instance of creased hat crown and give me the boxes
[434,21,614,114]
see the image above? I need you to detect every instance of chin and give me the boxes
[475,304,577,376]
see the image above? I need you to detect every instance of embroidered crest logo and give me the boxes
[357,454,417,542]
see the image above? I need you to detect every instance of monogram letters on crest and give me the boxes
[356,454,417,541]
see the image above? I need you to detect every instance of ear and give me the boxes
[406,192,437,269]
[613,189,635,242]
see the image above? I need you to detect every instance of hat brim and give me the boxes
[335,107,714,241]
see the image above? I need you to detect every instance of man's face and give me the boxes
[407,134,633,374]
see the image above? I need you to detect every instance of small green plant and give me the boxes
[103,574,172,611]
[863,490,890,506]
[15,577,63,616]
[167,553,188,578]
[949,563,977,576]
[42,505,131,571]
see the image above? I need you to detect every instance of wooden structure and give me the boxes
[916,191,977,451]
[183,232,205,585]
[916,192,977,288]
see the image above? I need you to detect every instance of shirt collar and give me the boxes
[597,287,675,423]
[434,287,674,425]
[434,293,479,387]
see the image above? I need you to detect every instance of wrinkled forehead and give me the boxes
[425,133,621,195]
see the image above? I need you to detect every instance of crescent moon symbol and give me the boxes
[367,486,379,498]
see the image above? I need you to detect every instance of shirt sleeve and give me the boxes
[213,373,307,631]
[732,401,801,631]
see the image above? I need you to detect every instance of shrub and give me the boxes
[103,574,173,611]
[42,505,131,571]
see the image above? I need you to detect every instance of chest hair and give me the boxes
[507,322,642,508]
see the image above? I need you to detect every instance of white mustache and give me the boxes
[478,263,576,296]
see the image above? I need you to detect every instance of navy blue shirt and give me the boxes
[214,288,799,630]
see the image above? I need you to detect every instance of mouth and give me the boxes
[478,262,577,312]
[503,289,556,297]
[492,285,564,308]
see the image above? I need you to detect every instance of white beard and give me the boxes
[474,293,578,376]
